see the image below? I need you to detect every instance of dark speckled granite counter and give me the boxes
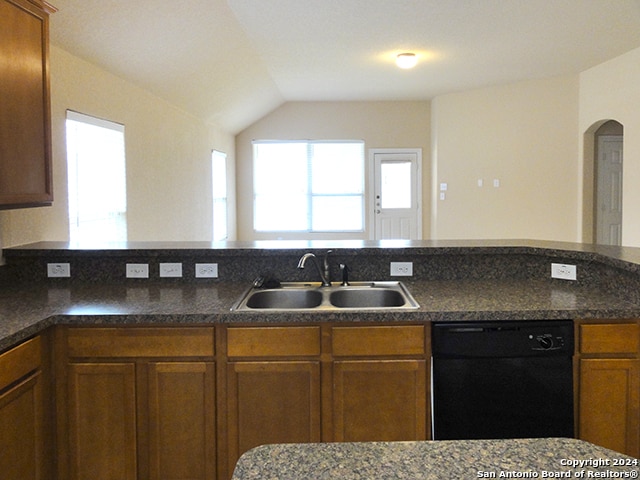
[230,438,640,479]
[0,277,639,352]
[3,239,640,352]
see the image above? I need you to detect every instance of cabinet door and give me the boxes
[68,363,137,480]
[579,358,640,457]
[0,0,53,208]
[226,361,321,472]
[0,372,43,480]
[147,362,216,480]
[333,360,427,442]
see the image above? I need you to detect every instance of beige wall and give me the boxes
[3,44,639,248]
[430,74,580,241]
[579,46,640,247]
[235,101,431,240]
[0,46,235,249]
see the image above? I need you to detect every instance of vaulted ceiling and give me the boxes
[49,0,640,134]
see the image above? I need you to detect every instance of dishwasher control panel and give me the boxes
[431,320,574,358]
[530,332,567,351]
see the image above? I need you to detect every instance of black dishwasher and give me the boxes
[431,321,574,440]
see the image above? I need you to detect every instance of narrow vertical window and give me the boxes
[66,111,127,244]
[212,150,228,241]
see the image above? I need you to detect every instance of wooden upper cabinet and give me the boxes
[0,0,55,209]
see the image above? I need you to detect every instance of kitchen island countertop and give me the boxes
[231,438,640,479]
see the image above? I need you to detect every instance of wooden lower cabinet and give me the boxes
[59,324,430,479]
[579,359,639,456]
[226,361,321,473]
[147,362,216,480]
[223,324,429,477]
[332,359,427,441]
[224,326,322,475]
[331,325,428,442]
[0,336,47,480]
[67,362,137,480]
[577,321,640,458]
[60,327,216,480]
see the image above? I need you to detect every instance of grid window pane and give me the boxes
[311,143,364,195]
[253,141,364,233]
[312,196,363,231]
[254,194,309,231]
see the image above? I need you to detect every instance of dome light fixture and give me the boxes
[396,52,417,69]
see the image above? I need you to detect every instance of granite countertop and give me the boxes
[5,238,640,352]
[1,276,639,352]
[230,438,640,479]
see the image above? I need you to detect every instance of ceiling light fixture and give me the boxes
[396,52,417,69]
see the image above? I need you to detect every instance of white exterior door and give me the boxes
[371,149,422,240]
[595,135,623,245]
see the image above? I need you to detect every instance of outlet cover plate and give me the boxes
[390,262,413,276]
[159,263,183,278]
[551,263,577,281]
[47,263,71,278]
[196,263,218,278]
[126,263,149,278]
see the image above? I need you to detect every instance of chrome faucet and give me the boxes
[297,252,331,286]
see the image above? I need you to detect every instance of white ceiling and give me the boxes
[49,0,640,134]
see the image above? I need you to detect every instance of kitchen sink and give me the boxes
[329,288,406,308]
[245,289,323,309]
[231,281,419,311]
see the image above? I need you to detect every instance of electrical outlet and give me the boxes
[196,263,218,278]
[390,262,413,276]
[126,263,149,278]
[47,263,71,278]
[551,263,577,281]
[159,263,183,278]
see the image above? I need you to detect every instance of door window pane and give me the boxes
[380,161,412,209]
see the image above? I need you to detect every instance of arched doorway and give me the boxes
[593,120,624,245]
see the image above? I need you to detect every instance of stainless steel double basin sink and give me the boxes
[231,281,419,311]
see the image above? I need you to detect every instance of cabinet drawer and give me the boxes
[227,327,320,358]
[67,327,215,358]
[332,325,425,357]
[0,336,41,389]
[580,323,639,354]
